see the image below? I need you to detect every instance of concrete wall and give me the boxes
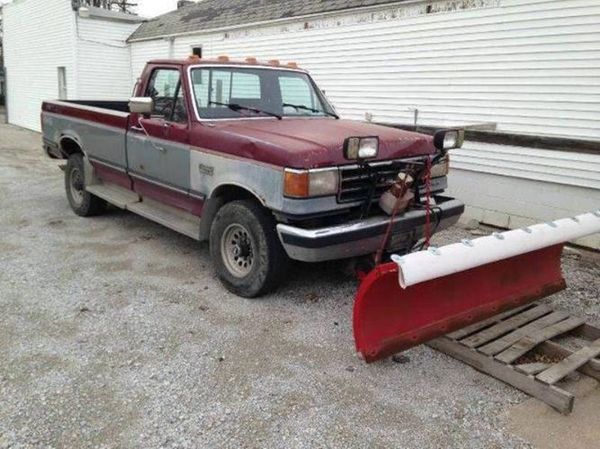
[448,156,600,249]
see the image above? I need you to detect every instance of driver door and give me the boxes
[127,67,191,193]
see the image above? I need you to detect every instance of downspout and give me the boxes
[166,37,175,59]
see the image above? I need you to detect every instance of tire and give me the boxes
[209,200,289,298]
[65,153,107,217]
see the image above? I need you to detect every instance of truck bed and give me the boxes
[41,99,131,167]
[60,100,130,113]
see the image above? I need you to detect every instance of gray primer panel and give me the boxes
[42,112,127,168]
[190,149,283,208]
[127,133,191,191]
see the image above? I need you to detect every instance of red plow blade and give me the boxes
[353,244,566,362]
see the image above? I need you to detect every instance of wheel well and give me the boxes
[211,184,262,204]
[59,137,83,158]
[199,184,266,241]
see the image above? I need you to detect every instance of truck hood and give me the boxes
[210,119,436,168]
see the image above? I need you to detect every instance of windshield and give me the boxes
[190,67,336,120]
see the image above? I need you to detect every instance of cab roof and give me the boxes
[147,57,307,72]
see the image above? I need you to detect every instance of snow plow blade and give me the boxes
[353,211,600,363]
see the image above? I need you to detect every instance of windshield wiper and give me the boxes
[209,101,282,120]
[283,103,339,119]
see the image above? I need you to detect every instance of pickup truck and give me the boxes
[41,57,464,297]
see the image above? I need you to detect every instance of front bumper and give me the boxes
[276,197,464,262]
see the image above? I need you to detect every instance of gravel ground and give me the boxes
[0,122,599,449]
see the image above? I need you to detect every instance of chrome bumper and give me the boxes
[276,198,464,262]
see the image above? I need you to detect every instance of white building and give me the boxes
[2,0,142,131]
[3,0,600,248]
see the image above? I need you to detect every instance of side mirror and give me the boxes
[129,97,154,116]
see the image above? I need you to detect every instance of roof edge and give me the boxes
[127,0,421,43]
[80,5,145,23]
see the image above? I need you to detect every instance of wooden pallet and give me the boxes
[428,302,600,414]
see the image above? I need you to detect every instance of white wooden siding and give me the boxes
[76,17,140,100]
[132,0,600,142]
[3,0,77,131]
[451,142,600,190]
[130,39,171,86]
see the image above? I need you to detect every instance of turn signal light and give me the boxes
[284,169,339,198]
[284,170,309,198]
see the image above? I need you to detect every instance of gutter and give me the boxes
[127,0,427,43]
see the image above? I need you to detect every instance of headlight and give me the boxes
[433,129,465,152]
[284,168,339,198]
[344,137,379,160]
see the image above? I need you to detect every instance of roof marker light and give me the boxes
[268,59,281,66]
[217,55,230,62]
[286,62,298,69]
[245,57,258,64]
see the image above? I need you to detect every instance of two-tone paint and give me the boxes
[41,58,464,261]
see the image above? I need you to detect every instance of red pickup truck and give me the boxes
[41,57,464,297]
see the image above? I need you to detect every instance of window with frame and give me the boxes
[145,68,188,123]
[192,46,203,58]
[190,67,334,120]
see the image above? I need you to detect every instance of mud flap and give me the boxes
[353,244,566,363]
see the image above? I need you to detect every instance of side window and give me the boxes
[172,84,188,123]
[145,68,188,123]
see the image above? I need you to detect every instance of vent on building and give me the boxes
[192,46,203,58]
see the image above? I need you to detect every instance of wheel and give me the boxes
[65,153,107,217]
[209,200,289,298]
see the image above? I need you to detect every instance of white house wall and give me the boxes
[76,17,140,100]
[132,0,600,141]
[3,0,77,131]
[130,39,171,86]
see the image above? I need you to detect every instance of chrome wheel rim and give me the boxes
[221,224,254,278]
[69,167,85,206]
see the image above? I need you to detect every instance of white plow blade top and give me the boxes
[392,211,600,289]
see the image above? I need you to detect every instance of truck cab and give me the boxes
[42,56,464,297]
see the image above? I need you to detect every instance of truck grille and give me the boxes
[337,160,418,204]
